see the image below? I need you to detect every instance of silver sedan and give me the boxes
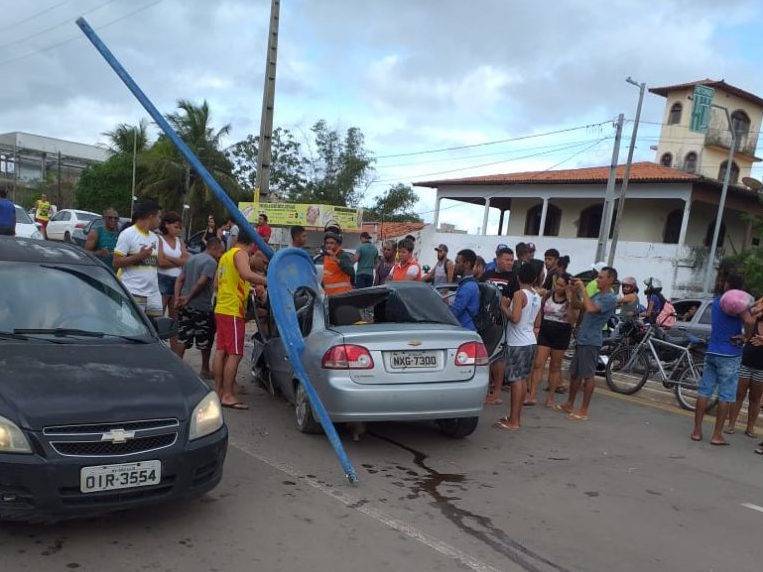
[251,282,489,438]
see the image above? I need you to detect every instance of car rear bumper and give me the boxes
[0,426,227,522]
[319,368,489,421]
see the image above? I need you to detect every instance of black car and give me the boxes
[0,237,228,522]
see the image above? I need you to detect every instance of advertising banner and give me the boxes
[238,201,363,230]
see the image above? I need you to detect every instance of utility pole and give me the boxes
[595,113,624,263]
[12,139,18,203]
[130,127,137,219]
[57,151,62,207]
[254,0,280,203]
[608,78,646,267]
[703,105,736,293]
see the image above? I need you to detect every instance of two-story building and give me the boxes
[400,79,763,298]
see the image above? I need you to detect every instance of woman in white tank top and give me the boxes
[496,263,543,432]
[157,211,189,314]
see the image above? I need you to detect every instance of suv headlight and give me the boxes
[189,392,223,440]
[0,415,33,454]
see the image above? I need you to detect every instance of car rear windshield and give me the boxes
[327,285,460,327]
[77,212,99,222]
[0,262,151,339]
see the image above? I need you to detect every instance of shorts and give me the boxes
[36,218,48,229]
[739,364,763,384]
[132,292,163,317]
[569,345,600,380]
[699,353,742,403]
[158,274,178,296]
[178,307,215,350]
[504,345,536,382]
[215,313,245,356]
[537,319,572,351]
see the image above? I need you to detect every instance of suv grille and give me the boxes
[43,418,180,458]
[51,434,176,457]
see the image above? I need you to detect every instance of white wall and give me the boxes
[384,225,720,300]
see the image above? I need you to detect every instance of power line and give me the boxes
[0,0,119,52]
[0,1,70,33]
[371,137,611,185]
[0,0,165,68]
[374,121,612,159]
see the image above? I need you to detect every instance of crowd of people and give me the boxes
[13,196,760,448]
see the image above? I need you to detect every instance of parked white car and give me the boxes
[45,209,99,242]
[13,204,44,240]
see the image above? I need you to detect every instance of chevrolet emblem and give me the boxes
[101,428,135,444]
[407,340,422,347]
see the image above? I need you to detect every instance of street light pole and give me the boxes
[130,127,137,220]
[254,0,280,202]
[608,77,645,267]
[595,113,624,263]
[702,105,736,293]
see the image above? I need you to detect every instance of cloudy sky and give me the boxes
[1,0,762,229]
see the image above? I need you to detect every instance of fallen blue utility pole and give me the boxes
[76,17,358,484]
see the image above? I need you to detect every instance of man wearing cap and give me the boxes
[485,243,509,273]
[354,231,378,289]
[319,230,355,295]
[424,244,455,286]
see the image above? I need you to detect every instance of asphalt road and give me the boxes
[2,349,762,572]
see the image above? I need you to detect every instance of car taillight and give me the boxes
[75,223,85,229]
[455,342,489,366]
[321,345,374,369]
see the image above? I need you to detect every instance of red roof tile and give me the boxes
[414,161,698,188]
[649,79,763,108]
[362,221,426,239]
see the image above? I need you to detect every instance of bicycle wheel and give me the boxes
[674,363,717,411]
[606,347,649,395]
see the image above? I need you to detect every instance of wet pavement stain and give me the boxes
[370,432,569,572]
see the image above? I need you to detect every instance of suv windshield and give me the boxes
[0,262,151,340]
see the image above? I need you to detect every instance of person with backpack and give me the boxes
[495,263,542,431]
[644,277,669,325]
[450,249,480,331]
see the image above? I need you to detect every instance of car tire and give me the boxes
[64,231,71,243]
[437,417,479,439]
[294,382,323,434]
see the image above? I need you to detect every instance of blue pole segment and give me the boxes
[76,17,358,483]
[75,17,272,259]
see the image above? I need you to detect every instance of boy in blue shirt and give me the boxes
[451,249,480,331]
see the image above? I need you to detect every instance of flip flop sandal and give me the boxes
[567,413,588,421]
[723,428,736,435]
[710,441,730,446]
[745,430,757,438]
[494,419,519,431]
[754,448,763,455]
[690,435,702,442]
[222,401,249,410]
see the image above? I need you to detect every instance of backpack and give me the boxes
[656,299,677,329]
[470,281,505,356]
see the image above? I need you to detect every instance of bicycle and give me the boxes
[605,322,717,411]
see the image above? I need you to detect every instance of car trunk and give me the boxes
[329,323,477,385]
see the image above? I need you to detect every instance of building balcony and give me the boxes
[704,129,760,160]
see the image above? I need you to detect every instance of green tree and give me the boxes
[363,183,422,222]
[103,119,149,155]
[140,99,241,230]
[721,214,763,296]
[228,127,308,198]
[75,154,145,215]
[294,120,374,207]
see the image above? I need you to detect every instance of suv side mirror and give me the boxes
[151,316,177,340]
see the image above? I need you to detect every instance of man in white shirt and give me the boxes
[113,200,163,317]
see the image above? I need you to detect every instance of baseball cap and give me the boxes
[526,242,536,251]
[592,261,606,272]
[495,243,509,253]
[435,243,449,252]
[621,276,637,286]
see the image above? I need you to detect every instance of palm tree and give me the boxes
[140,100,242,230]
[103,119,149,155]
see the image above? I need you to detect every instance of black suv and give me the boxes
[0,237,227,522]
